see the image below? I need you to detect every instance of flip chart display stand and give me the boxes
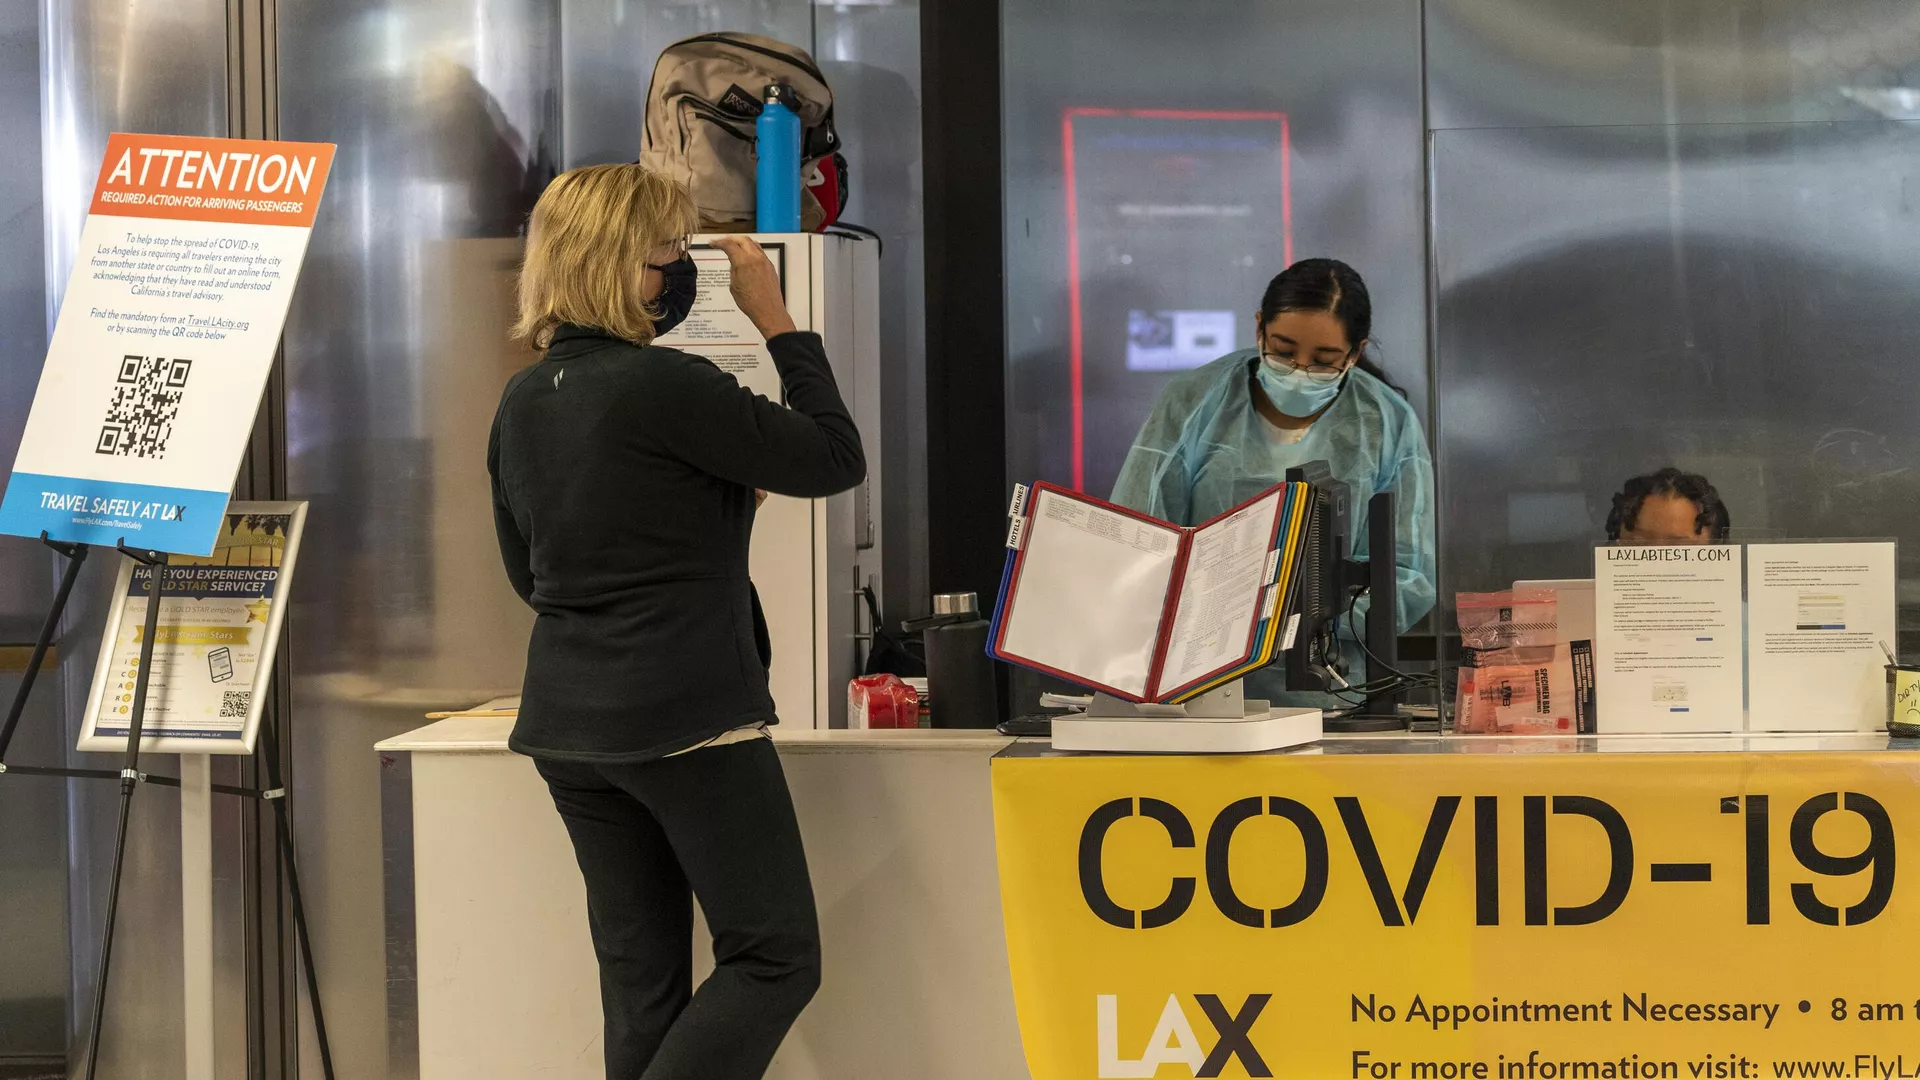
[0,533,336,1079]
[1052,680,1322,754]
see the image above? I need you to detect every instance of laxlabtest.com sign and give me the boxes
[994,750,1920,1080]
[0,132,333,556]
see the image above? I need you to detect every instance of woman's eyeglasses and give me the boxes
[645,236,692,272]
[1260,350,1350,383]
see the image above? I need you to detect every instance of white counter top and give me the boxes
[376,716,1015,755]
[380,716,1919,757]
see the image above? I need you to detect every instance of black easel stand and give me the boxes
[256,699,336,1080]
[0,533,336,1079]
[0,536,88,761]
[82,542,168,1080]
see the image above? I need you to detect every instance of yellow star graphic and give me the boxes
[245,599,271,624]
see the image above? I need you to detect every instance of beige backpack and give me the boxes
[639,33,844,232]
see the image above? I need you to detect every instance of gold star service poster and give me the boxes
[79,501,306,754]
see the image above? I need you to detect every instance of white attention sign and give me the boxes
[0,132,333,556]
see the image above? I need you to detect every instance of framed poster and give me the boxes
[79,501,307,755]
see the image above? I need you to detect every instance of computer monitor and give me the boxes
[1283,463,1347,695]
[1283,463,1404,732]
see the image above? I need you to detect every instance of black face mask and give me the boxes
[650,255,698,336]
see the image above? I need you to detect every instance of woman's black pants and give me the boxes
[534,739,821,1080]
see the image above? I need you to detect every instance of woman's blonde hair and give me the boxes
[514,163,700,349]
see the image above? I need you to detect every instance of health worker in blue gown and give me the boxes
[1111,258,1436,709]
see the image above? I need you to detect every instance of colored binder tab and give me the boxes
[1170,483,1314,702]
[988,480,1313,704]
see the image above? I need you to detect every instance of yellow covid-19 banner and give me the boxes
[992,749,1920,1080]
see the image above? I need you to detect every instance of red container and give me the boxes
[849,674,921,729]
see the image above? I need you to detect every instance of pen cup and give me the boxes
[1886,664,1920,737]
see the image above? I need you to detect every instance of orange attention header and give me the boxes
[88,132,335,228]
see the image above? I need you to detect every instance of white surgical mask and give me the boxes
[1257,359,1346,417]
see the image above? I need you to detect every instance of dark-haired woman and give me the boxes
[1112,258,1435,707]
[1606,468,1731,545]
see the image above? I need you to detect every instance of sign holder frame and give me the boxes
[0,531,335,1079]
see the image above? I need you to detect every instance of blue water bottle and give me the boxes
[755,83,802,232]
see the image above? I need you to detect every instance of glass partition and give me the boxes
[1003,0,1428,501]
[1001,0,1920,711]
[1000,0,1430,709]
[1432,119,1920,637]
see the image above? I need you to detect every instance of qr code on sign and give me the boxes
[96,354,192,459]
[220,690,251,719]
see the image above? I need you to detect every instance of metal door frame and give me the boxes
[226,1,299,1075]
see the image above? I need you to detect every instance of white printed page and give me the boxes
[653,242,787,400]
[1158,489,1283,695]
[1746,542,1896,732]
[997,489,1180,699]
[1594,546,1745,732]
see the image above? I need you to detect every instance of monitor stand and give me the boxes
[1051,681,1322,754]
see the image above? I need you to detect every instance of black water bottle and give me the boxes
[923,592,997,729]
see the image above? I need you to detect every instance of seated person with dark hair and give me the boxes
[1606,467,1731,545]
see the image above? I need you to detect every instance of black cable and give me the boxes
[1319,588,1433,706]
[1346,586,1436,688]
[1345,668,1435,694]
[1318,580,1441,708]
[1322,594,1351,691]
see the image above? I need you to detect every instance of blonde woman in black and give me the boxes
[490,163,863,1078]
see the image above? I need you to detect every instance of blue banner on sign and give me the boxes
[90,725,242,742]
[0,472,231,555]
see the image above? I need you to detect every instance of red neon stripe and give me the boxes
[1062,110,1086,491]
[1062,107,1293,494]
[1106,108,1288,121]
[1281,115,1293,266]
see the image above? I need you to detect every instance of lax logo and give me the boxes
[1096,993,1273,1078]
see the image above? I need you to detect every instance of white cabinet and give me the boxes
[659,233,881,728]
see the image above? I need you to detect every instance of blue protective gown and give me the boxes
[1110,351,1437,709]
